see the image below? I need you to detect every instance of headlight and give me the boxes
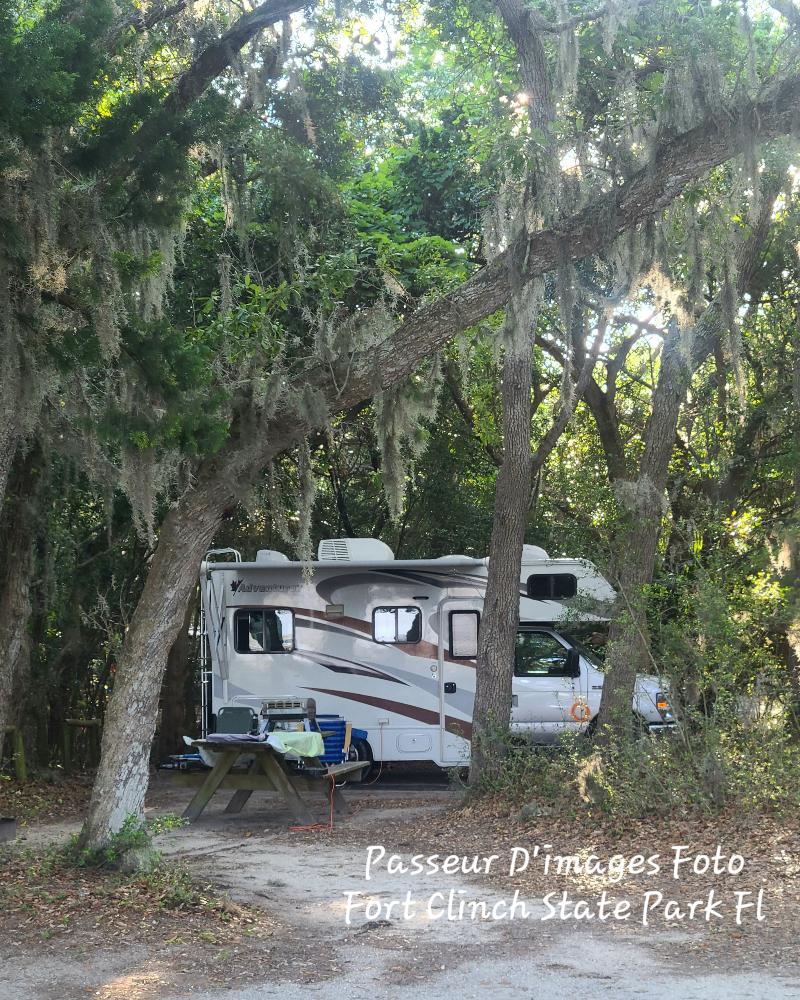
[655,692,673,721]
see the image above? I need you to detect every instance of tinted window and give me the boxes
[514,631,570,677]
[450,611,480,658]
[373,607,422,644]
[527,575,551,599]
[234,609,294,653]
[526,574,578,599]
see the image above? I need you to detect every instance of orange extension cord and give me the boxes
[289,772,336,833]
[289,726,385,831]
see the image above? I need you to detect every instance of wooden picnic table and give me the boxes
[176,739,367,825]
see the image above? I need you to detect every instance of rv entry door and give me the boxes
[438,599,480,764]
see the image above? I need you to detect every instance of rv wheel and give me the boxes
[348,737,376,779]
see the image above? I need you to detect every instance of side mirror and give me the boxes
[566,648,581,678]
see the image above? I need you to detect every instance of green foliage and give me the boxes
[0,0,115,145]
[347,121,484,245]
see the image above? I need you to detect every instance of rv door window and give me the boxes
[449,610,480,658]
[514,631,570,677]
[234,609,294,653]
[373,606,422,644]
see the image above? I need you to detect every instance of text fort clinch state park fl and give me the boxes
[341,844,768,928]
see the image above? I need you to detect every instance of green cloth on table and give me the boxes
[265,731,324,758]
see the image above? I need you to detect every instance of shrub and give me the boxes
[470,719,800,822]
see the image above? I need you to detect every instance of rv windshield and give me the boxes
[560,624,608,669]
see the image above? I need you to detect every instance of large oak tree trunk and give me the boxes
[468,0,551,787]
[79,474,231,850]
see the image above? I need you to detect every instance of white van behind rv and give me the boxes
[199,538,674,769]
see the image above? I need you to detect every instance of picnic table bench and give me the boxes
[175,736,368,825]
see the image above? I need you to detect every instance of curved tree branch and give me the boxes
[107,0,193,47]
[163,0,309,118]
[110,0,312,193]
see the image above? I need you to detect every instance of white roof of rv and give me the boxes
[202,556,486,572]
[521,544,549,561]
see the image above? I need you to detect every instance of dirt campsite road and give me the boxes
[2,772,799,1000]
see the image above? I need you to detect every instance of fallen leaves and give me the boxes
[0,774,91,824]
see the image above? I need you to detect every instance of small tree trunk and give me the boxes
[784,301,800,732]
[79,477,230,850]
[596,322,685,742]
[595,495,664,739]
[0,359,21,518]
[470,340,533,784]
[0,448,43,748]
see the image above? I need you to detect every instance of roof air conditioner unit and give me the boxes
[317,538,395,561]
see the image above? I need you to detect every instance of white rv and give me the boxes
[199,538,674,769]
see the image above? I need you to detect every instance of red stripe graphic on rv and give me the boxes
[306,689,439,725]
[306,689,472,739]
[444,716,473,741]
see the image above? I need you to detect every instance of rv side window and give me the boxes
[526,573,578,600]
[450,611,480,658]
[234,609,294,653]
[514,631,570,677]
[373,606,422,644]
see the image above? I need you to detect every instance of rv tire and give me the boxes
[348,737,376,779]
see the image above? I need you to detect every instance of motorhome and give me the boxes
[199,538,674,769]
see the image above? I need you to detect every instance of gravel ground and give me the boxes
[1,773,798,1000]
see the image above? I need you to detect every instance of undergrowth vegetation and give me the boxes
[472,720,800,822]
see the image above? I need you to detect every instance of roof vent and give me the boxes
[255,549,290,563]
[317,538,395,562]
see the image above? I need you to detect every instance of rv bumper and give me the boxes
[647,721,679,736]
